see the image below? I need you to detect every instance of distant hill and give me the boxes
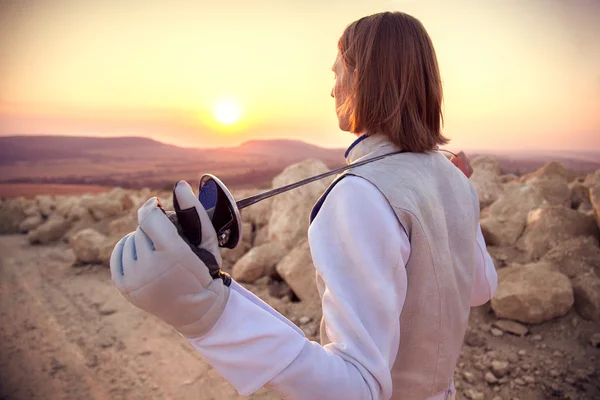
[0,135,598,193]
[0,135,345,190]
[0,135,344,165]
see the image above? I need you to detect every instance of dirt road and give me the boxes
[0,235,277,400]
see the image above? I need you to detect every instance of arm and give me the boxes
[470,224,498,306]
[189,177,410,399]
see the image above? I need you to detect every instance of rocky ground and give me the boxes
[1,157,600,399]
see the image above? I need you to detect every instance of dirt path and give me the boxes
[0,235,277,400]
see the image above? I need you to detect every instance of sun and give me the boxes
[213,99,241,125]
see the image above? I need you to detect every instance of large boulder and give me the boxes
[69,228,109,264]
[19,214,44,233]
[591,183,600,229]
[572,271,600,321]
[236,188,274,229]
[108,213,137,237]
[81,188,134,221]
[520,161,574,183]
[27,216,71,244]
[569,181,591,209]
[36,195,56,217]
[268,160,334,246]
[491,262,574,324]
[471,156,502,175]
[516,205,599,260]
[232,242,287,283]
[480,179,571,246]
[542,236,600,279]
[220,222,253,271]
[583,170,600,188]
[0,198,27,234]
[55,196,90,221]
[253,225,269,247]
[470,169,504,209]
[276,239,319,302]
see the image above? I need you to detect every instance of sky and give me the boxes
[0,0,599,152]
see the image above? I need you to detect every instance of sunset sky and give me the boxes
[1,0,599,152]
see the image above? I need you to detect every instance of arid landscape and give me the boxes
[1,138,600,400]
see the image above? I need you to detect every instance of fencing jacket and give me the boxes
[188,134,498,399]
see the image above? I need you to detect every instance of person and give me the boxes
[110,11,497,400]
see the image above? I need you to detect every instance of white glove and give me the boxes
[110,181,230,338]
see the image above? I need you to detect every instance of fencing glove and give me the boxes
[110,180,231,338]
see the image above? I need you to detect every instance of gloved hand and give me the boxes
[110,180,231,338]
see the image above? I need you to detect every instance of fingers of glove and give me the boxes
[137,197,181,251]
[110,233,132,290]
[134,225,155,259]
[173,181,222,263]
[121,231,138,280]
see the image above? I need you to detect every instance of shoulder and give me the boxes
[326,175,390,210]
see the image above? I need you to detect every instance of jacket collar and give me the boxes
[344,133,400,164]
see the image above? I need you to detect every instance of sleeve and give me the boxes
[267,176,410,400]
[470,224,498,306]
[187,176,410,399]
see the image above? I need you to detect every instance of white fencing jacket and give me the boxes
[188,147,497,399]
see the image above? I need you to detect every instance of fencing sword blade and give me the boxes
[235,148,457,210]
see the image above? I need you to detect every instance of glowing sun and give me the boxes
[214,99,241,125]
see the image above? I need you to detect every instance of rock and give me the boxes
[471,156,502,175]
[298,316,312,325]
[241,196,274,229]
[268,280,293,299]
[27,217,71,244]
[520,161,574,183]
[55,196,89,221]
[572,271,600,321]
[578,200,593,214]
[98,238,116,266]
[485,371,499,384]
[532,334,542,341]
[492,320,529,336]
[23,203,40,217]
[69,228,109,264]
[232,242,287,283]
[570,181,591,209]
[516,205,599,260]
[584,170,600,188]
[268,160,333,246]
[108,214,137,237]
[486,246,527,268]
[464,329,486,347]
[0,198,27,234]
[542,236,600,279]
[464,388,484,400]
[463,371,476,383]
[590,333,600,348]
[480,179,570,246]
[253,225,269,247]
[514,378,525,385]
[82,189,134,221]
[490,328,504,337]
[591,184,600,229]
[491,360,509,377]
[491,262,574,323]
[471,168,504,208]
[220,222,253,271]
[19,214,44,233]
[518,350,527,356]
[276,239,319,302]
[36,195,55,217]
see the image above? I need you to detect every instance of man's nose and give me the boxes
[330,87,334,98]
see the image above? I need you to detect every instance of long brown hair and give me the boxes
[338,12,448,152]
